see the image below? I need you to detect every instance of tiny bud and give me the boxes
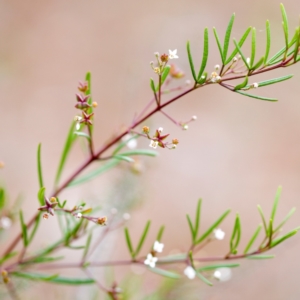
[172,138,179,145]
[78,81,88,93]
[43,213,49,220]
[97,216,107,225]
[233,57,238,62]
[142,126,150,134]
[237,54,241,59]
[78,206,83,210]
[170,64,185,78]
[158,127,163,133]
[154,67,160,74]
[0,161,4,168]
[123,213,131,220]
[252,82,259,88]
[3,276,10,284]
[1,270,8,277]
[75,213,82,219]
[246,57,250,64]
[192,115,197,120]
[50,197,57,203]
[154,52,160,57]
[183,124,189,130]
[111,208,118,215]
[74,116,82,121]
[214,64,220,70]
[160,53,169,62]
[171,144,177,149]
[216,75,221,82]
[150,61,154,66]
[92,101,98,108]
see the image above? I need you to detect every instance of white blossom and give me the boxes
[253,82,259,88]
[158,127,163,133]
[183,124,189,130]
[123,213,131,220]
[149,140,158,149]
[214,267,232,281]
[213,228,225,240]
[122,134,137,149]
[74,116,82,130]
[75,213,82,219]
[0,216,12,229]
[144,253,158,268]
[184,266,196,279]
[168,49,179,59]
[153,241,164,253]
[192,115,197,120]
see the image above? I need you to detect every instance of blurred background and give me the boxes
[1,0,300,299]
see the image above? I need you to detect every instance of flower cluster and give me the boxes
[144,240,164,268]
[150,49,178,75]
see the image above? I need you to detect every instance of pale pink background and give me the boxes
[1,0,300,299]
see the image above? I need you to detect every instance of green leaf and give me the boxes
[0,251,18,265]
[68,159,120,187]
[270,186,282,225]
[234,76,248,91]
[247,255,275,259]
[148,267,181,279]
[112,134,139,155]
[195,209,231,245]
[225,27,251,64]
[274,207,296,233]
[22,256,64,264]
[197,28,209,81]
[82,232,93,262]
[230,214,241,254]
[124,228,134,259]
[198,72,207,85]
[37,187,46,206]
[196,271,213,286]
[28,212,42,245]
[134,220,151,258]
[223,14,235,63]
[156,225,165,242]
[280,3,289,50]
[55,121,77,186]
[150,78,156,93]
[186,41,197,82]
[158,254,187,263]
[194,199,202,240]
[236,91,277,102]
[19,210,28,247]
[11,272,95,285]
[243,224,262,254]
[118,149,158,157]
[294,28,300,61]
[255,75,293,88]
[252,56,264,70]
[264,20,271,65]
[73,131,91,140]
[156,66,171,91]
[112,155,134,163]
[213,28,223,64]
[186,214,195,242]
[233,39,249,69]
[270,227,300,248]
[0,188,5,210]
[37,143,44,189]
[85,71,94,117]
[197,263,240,271]
[257,205,268,235]
[250,27,256,68]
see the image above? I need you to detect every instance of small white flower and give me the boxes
[153,241,164,253]
[122,134,137,149]
[158,127,163,133]
[233,57,238,62]
[75,213,82,219]
[214,267,232,281]
[149,140,158,149]
[168,49,179,59]
[144,253,158,268]
[123,213,131,220]
[252,82,259,88]
[0,216,12,229]
[246,57,250,64]
[184,266,196,280]
[74,116,82,130]
[215,64,220,70]
[214,228,225,240]
[182,124,189,130]
[192,115,197,120]
[171,144,177,149]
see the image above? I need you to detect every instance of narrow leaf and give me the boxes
[186,41,197,82]
[256,75,293,88]
[0,188,5,210]
[22,256,64,264]
[186,214,195,242]
[197,28,209,80]
[213,28,223,64]
[196,272,213,286]
[233,39,249,69]
[280,3,289,50]
[118,149,158,157]
[236,91,277,102]
[158,254,187,263]
[257,205,268,235]
[19,210,28,247]
[82,232,93,262]
[11,272,95,285]
[294,28,300,61]
[112,155,134,163]
[198,72,207,85]
[243,224,262,254]
[55,121,77,186]
[124,228,134,259]
[234,76,248,91]
[156,66,171,91]
[264,20,271,64]
[230,214,241,254]
[68,160,120,187]
[149,267,181,279]
[156,226,165,242]
[134,220,151,257]
[252,56,264,70]
[225,27,251,64]
[247,255,275,259]
[223,14,235,63]
[197,263,240,271]
[194,199,202,240]
[112,134,139,155]
[37,187,46,206]
[150,78,156,93]
[195,210,231,245]
[85,71,94,118]
[37,143,44,188]
[28,213,42,245]
[271,227,300,248]
[271,186,282,225]
[0,251,18,265]
[274,207,296,232]
[250,27,256,68]
[73,132,91,140]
